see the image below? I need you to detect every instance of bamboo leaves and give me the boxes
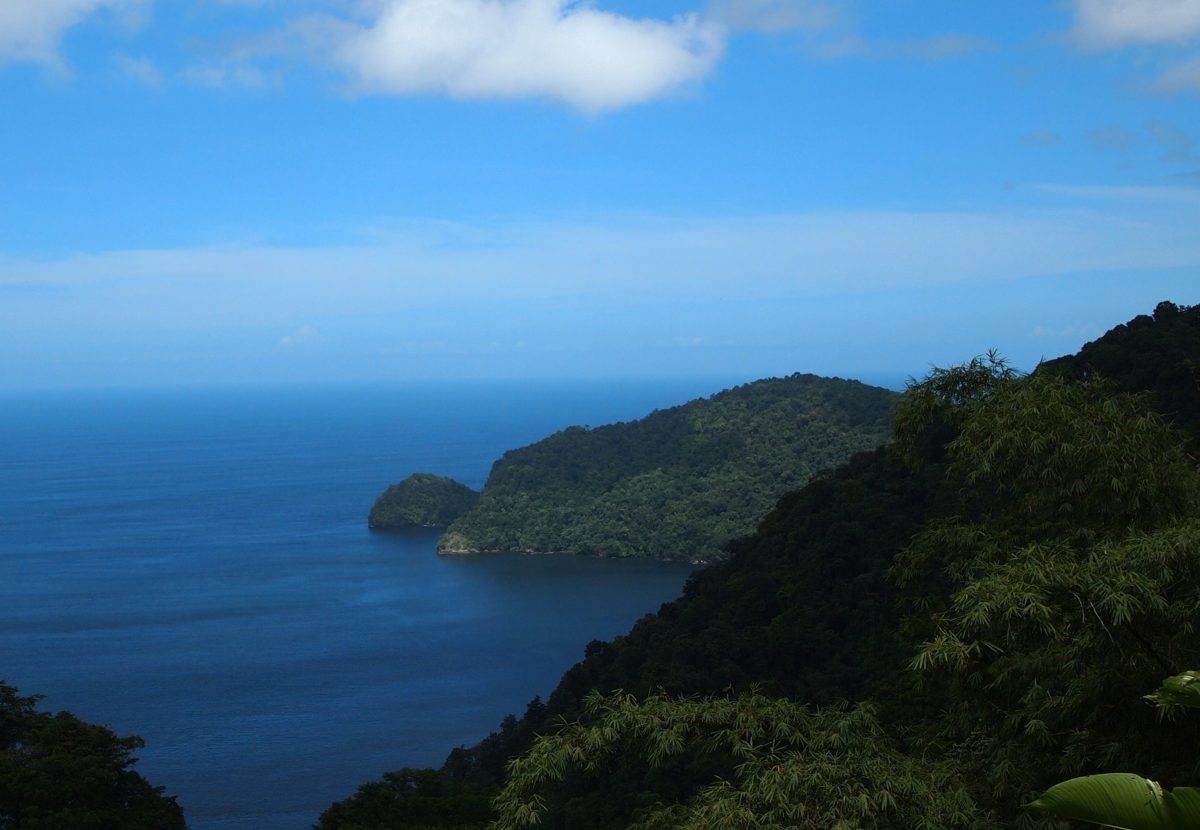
[491,693,985,830]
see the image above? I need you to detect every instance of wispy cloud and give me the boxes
[4,208,1199,321]
[181,61,282,89]
[4,209,1197,385]
[1067,0,1200,94]
[1069,0,1200,49]
[0,0,145,69]
[1034,181,1200,204]
[705,0,838,33]
[1154,54,1200,92]
[113,53,163,87]
[806,33,994,61]
[1145,118,1197,161]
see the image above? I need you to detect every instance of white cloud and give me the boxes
[1070,0,1200,48]
[0,0,143,68]
[322,0,723,112]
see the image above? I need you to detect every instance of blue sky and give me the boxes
[2,0,1199,389]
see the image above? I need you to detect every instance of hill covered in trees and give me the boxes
[321,301,1200,830]
[369,473,480,529]
[438,374,898,563]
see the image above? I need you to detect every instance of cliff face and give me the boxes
[368,473,480,529]
[438,374,898,563]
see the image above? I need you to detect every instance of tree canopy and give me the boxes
[0,681,185,830]
[439,374,897,562]
[369,473,480,529]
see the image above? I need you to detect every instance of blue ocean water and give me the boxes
[0,379,730,830]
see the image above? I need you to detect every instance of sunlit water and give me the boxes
[0,380,727,830]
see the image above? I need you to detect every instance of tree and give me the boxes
[894,367,1200,806]
[315,767,493,830]
[0,681,186,830]
[492,691,986,830]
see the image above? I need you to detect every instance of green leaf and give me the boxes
[1145,671,1200,710]
[1028,773,1200,829]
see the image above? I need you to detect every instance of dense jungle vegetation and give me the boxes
[439,374,898,563]
[369,473,481,529]
[321,301,1200,830]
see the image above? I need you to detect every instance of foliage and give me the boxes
[1145,670,1200,709]
[0,681,186,830]
[368,473,480,529]
[493,691,985,830]
[439,374,897,562]
[890,350,1019,467]
[314,767,493,830]
[896,369,1200,805]
[1040,301,1200,444]
[1028,774,1200,830]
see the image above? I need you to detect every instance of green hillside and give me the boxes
[321,301,1200,830]
[369,473,480,529]
[438,374,898,563]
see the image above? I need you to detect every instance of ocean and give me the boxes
[0,378,730,830]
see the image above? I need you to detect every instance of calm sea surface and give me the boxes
[0,379,729,830]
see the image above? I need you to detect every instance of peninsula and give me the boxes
[437,373,897,562]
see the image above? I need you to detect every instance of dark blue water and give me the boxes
[0,379,729,830]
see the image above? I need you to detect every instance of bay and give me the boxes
[0,378,732,830]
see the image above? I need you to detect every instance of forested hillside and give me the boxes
[321,301,1200,830]
[369,473,480,529]
[439,374,898,563]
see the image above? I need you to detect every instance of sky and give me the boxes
[1,0,1199,389]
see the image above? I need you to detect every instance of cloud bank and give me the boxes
[3,205,1197,386]
[324,0,723,111]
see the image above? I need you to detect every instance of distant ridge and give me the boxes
[438,373,898,563]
